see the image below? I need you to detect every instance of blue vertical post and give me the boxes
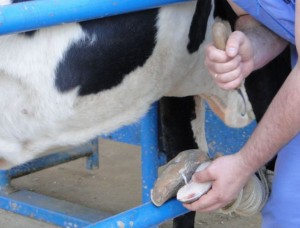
[0,170,10,192]
[86,138,100,170]
[140,103,159,203]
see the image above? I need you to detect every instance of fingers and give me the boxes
[185,165,229,212]
[183,187,232,212]
[206,49,242,74]
[206,58,243,88]
[206,31,247,60]
[192,167,214,183]
[205,44,232,63]
[227,31,253,61]
[214,72,244,90]
[205,31,253,90]
[225,31,246,57]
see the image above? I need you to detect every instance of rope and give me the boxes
[219,167,269,216]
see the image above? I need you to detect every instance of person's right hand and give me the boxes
[205,31,255,90]
[183,153,254,212]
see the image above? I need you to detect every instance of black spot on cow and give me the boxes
[187,0,211,53]
[159,96,197,160]
[55,9,158,96]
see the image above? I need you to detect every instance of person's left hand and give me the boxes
[183,153,253,212]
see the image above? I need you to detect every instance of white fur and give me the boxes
[0,1,254,166]
[0,0,10,5]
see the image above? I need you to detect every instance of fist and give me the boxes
[205,31,254,90]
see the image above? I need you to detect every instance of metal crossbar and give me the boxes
[0,0,193,35]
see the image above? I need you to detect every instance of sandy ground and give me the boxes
[0,139,261,227]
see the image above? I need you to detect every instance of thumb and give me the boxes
[192,167,214,183]
[225,31,245,58]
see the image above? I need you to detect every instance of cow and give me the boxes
[0,0,252,168]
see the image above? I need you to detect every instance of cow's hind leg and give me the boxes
[159,96,198,228]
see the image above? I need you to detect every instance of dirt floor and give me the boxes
[0,139,261,227]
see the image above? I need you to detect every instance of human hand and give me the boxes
[205,31,255,90]
[183,153,253,212]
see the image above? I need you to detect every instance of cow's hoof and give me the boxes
[151,149,209,207]
[176,161,212,203]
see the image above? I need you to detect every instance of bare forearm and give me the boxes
[239,65,300,172]
[235,15,288,71]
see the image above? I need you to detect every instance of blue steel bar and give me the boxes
[0,0,193,35]
[0,142,97,192]
[0,190,112,227]
[140,103,159,203]
[8,143,95,179]
[86,199,189,228]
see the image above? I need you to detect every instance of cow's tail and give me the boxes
[187,0,212,53]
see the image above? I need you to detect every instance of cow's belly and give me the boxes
[0,73,156,164]
[0,59,192,165]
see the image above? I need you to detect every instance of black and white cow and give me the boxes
[0,0,253,167]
